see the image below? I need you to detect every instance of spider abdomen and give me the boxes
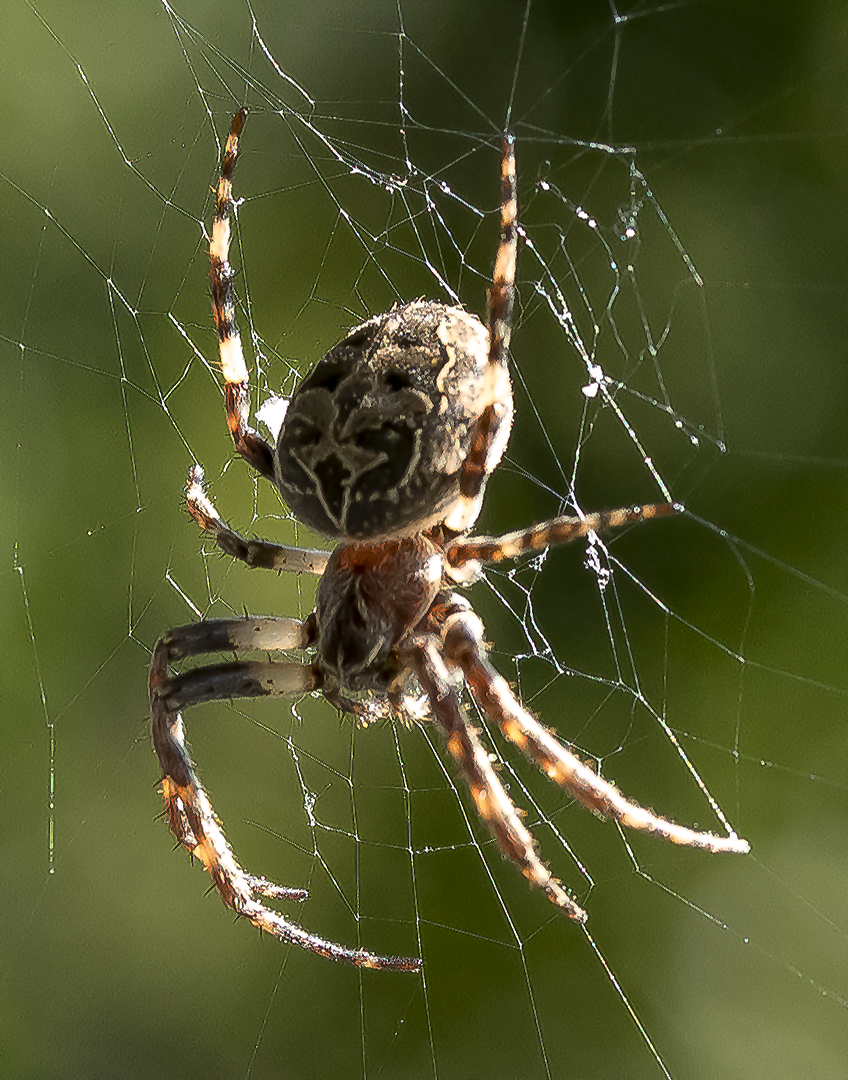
[275,300,511,541]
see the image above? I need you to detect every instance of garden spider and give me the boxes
[149,109,749,973]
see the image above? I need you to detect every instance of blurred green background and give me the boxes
[2,1,847,1078]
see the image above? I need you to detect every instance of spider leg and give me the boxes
[407,635,589,923]
[158,613,316,662]
[157,658,317,712]
[209,108,276,482]
[187,465,330,575]
[149,614,421,972]
[441,604,750,857]
[445,133,517,535]
[445,501,679,574]
[488,131,517,370]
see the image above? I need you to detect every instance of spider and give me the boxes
[149,109,749,973]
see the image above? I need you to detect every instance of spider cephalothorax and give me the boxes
[150,108,749,973]
[313,535,443,694]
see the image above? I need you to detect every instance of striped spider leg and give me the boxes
[419,508,750,923]
[150,483,421,971]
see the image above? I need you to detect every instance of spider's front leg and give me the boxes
[440,602,750,858]
[150,615,316,888]
[407,635,589,923]
[149,614,421,971]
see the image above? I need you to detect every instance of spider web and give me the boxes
[4,1,848,1077]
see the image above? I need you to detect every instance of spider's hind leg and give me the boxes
[209,108,276,482]
[446,132,517,536]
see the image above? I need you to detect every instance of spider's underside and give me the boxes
[149,109,749,973]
